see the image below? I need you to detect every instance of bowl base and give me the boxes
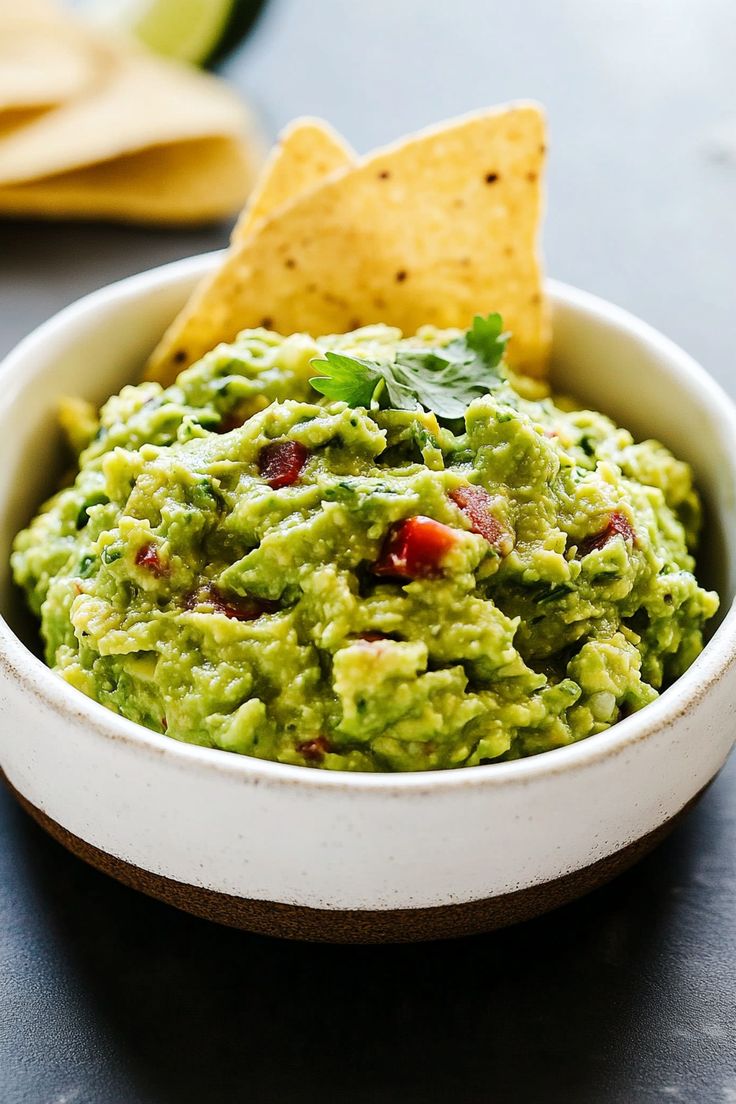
[3,771,707,943]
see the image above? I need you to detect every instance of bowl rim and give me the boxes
[2,252,735,795]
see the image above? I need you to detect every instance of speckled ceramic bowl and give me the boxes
[1,254,735,943]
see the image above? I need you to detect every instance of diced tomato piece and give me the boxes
[578,511,636,557]
[208,585,277,621]
[374,516,458,579]
[299,736,331,761]
[449,485,505,548]
[135,543,167,577]
[186,584,276,620]
[259,440,309,488]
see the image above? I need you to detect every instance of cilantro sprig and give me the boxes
[309,313,509,420]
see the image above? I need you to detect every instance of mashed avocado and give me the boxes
[11,323,718,771]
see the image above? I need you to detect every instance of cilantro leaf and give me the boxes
[465,312,509,368]
[309,352,384,408]
[309,313,509,420]
[389,349,488,418]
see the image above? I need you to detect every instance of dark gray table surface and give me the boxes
[1,2,735,1101]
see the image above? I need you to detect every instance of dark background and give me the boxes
[1,1,735,1101]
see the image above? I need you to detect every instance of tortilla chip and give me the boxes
[0,44,251,186]
[233,117,355,243]
[0,136,256,224]
[0,0,62,19]
[0,109,50,141]
[0,20,106,114]
[147,104,549,383]
[145,118,355,382]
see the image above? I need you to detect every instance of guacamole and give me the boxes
[11,324,718,771]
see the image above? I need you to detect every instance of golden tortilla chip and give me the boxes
[233,116,355,243]
[146,117,355,383]
[147,104,549,383]
[0,20,106,114]
[0,136,256,224]
[0,44,251,186]
[0,0,62,19]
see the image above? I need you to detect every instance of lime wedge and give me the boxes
[78,0,239,66]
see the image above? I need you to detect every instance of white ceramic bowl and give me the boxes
[1,254,735,943]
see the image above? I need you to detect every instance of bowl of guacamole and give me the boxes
[9,312,719,773]
[1,255,735,940]
[2,104,735,940]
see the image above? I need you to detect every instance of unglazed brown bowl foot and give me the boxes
[5,772,708,943]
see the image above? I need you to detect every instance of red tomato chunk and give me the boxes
[374,516,458,579]
[449,485,504,547]
[299,736,331,760]
[207,585,276,622]
[578,511,636,557]
[135,543,167,577]
[259,441,309,488]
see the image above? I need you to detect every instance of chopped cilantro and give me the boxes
[309,313,509,419]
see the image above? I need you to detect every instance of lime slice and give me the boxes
[78,0,239,66]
